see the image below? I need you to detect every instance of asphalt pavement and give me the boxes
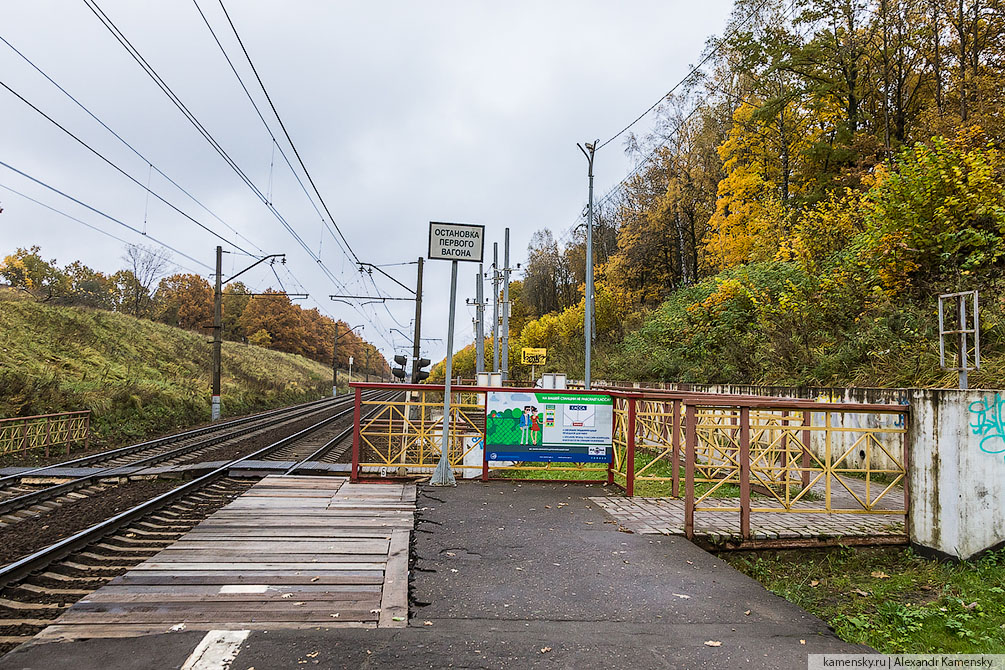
[0,480,870,669]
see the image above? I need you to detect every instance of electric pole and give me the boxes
[333,323,363,396]
[577,140,598,389]
[212,246,223,421]
[332,322,338,396]
[211,249,286,419]
[411,257,424,384]
[502,227,510,382]
[365,349,370,382]
[492,242,499,373]
[474,264,485,373]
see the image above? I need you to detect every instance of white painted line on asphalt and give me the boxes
[180,629,250,670]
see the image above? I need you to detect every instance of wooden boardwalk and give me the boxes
[36,476,414,641]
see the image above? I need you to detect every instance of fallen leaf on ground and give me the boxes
[330,613,340,618]
[281,593,294,599]
[870,571,890,579]
[744,610,751,616]
[370,609,381,614]
[306,652,319,658]
[540,647,552,653]
[392,616,405,621]
[809,580,819,587]
[852,588,871,597]
[704,641,721,647]
[515,567,524,571]
[310,577,320,582]
[423,620,433,626]
[800,640,806,645]
[672,593,691,599]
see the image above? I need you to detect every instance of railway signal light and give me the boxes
[392,354,408,381]
[413,357,431,383]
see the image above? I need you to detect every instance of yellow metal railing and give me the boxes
[0,411,91,461]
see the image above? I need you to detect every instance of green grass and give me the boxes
[0,290,357,448]
[723,545,1005,653]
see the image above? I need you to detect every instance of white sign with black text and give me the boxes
[428,222,485,263]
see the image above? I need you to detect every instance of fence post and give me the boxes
[672,399,681,498]
[351,387,362,482]
[801,410,811,488]
[84,412,91,451]
[902,410,911,540]
[626,397,637,497]
[684,404,696,540]
[482,391,490,482]
[739,406,751,540]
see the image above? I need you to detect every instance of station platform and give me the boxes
[1,480,872,670]
[34,475,413,640]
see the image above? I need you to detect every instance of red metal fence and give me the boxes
[349,383,909,541]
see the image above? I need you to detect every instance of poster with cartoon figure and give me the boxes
[484,391,613,463]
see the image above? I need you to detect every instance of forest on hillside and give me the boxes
[0,245,390,378]
[438,0,1005,387]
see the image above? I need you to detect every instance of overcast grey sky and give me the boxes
[0,0,733,364]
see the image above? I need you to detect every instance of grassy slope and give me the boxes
[0,289,346,445]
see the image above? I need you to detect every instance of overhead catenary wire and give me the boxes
[0,78,257,257]
[213,0,361,265]
[81,0,385,321]
[0,34,264,254]
[188,0,356,264]
[0,181,203,275]
[0,159,212,271]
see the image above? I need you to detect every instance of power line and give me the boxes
[0,159,212,270]
[595,0,777,152]
[558,0,792,249]
[0,34,263,254]
[213,0,361,265]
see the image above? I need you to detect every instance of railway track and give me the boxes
[0,394,369,528]
[0,391,395,651]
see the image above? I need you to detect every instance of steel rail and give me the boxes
[0,394,364,518]
[0,398,366,587]
[0,394,338,485]
[282,391,398,476]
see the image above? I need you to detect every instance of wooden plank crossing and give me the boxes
[35,476,414,642]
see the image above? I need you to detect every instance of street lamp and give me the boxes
[333,324,363,396]
[576,140,598,389]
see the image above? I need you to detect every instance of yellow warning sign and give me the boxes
[521,348,547,365]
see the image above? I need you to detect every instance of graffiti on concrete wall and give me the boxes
[969,393,1005,461]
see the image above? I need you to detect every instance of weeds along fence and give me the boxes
[349,383,909,539]
[0,411,91,462]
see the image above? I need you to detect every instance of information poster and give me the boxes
[485,391,613,463]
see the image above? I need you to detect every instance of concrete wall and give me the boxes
[907,388,1005,559]
[604,381,1005,559]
